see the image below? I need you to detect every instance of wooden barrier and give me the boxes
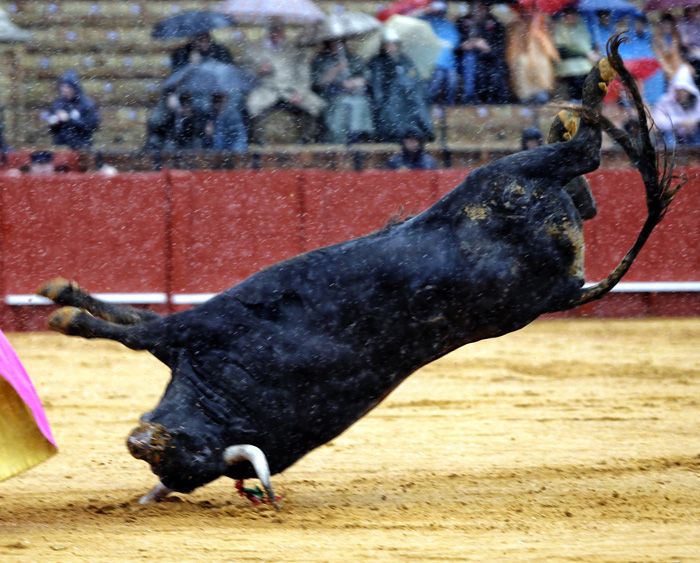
[0,168,698,329]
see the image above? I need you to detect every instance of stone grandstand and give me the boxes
[0,1,637,169]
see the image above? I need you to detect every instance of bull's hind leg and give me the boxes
[37,278,161,325]
[48,306,164,353]
[550,57,615,175]
[495,57,615,183]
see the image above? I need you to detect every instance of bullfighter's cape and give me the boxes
[0,329,56,481]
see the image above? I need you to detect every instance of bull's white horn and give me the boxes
[223,444,280,510]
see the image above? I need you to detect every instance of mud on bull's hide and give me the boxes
[38,36,683,509]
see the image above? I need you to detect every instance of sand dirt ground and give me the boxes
[0,319,699,562]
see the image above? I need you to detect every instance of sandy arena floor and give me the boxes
[0,319,699,562]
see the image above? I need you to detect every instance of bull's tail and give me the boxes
[570,35,686,308]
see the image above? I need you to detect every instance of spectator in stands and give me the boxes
[145,92,210,150]
[506,11,559,104]
[617,14,665,105]
[3,150,71,176]
[171,32,234,71]
[455,1,511,104]
[654,13,685,81]
[245,19,325,144]
[552,7,596,102]
[652,63,700,147]
[45,70,100,150]
[367,28,434,143]
[420,1,460,105]
[679,7,700,84]
[204,92,248,153]
[27,150,57,174]
[0,119,7,166]
[520,127,543,151]
[588,10,617,55]
[311,39,374,144]
[386,127,437,170]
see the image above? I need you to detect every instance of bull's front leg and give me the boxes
[137,481,173,505]
[37,278,161,325]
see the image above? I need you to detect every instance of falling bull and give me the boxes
[38,38,683,509]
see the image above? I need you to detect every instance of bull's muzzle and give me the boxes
[127,423,170,462]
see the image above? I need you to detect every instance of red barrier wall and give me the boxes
[301,170,437,250]
[584,169,700,281]
[0,173,169,294]
[168,170,305,294]
[0,168,698,329]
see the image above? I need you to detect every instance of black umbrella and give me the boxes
[152,10,236,40]
[161,60,256,100]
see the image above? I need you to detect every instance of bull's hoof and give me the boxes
[558,110,579,141]
[37,277,80,303]
[598,57,616,84]
[48,306,83,334]
[582,58,616,108]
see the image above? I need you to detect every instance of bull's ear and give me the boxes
[223,444,279,510]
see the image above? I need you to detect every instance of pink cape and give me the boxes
[0,329,57,481]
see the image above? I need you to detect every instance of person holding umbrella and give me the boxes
[244,18,326,144]
[171,32,234,72]
[311,39,375,144]
[367,27,434,142]
[151,11,236,71]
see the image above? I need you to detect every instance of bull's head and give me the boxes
[126,422,278,507]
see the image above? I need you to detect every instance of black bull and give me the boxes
[39,40,682,507]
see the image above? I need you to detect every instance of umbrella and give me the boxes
[376,0,431,21]
[646,0,700,9]
[358,15,450,80]
[297,11,381,45]
[161,60,256,99]
[0,9,31,43]
[217,0,325,25]
[0,329,56,482]
[517,0,574,14]
[604,58,662,102]
[152,10,235,40]
[578,0,641,15]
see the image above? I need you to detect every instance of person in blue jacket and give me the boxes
[421,1,460,105]
[46,70,100,150]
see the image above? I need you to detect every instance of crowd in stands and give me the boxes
[26,1,700,169]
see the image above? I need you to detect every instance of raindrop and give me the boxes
[47,3,59,14]
[82,56,95,68]
[104,82,114,93]
[89,4,101,15]
[7,4,17,13]
[107,31,120,42]
[65,31,78,42]
[123,57,134,68]
[39,57,51,69]
[130,5,141,15]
